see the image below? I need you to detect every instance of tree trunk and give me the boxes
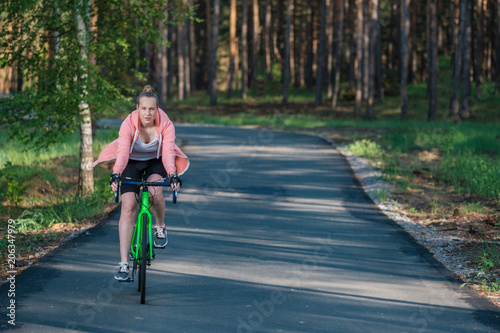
[495,0,500,92]
[76,1,93,195]
[289,0,296,87]
[264,0,272,72]
[450,0,458,77]
[299,1,306,86]
[283,0,292,105]
[331,0,345,110]
[314,0,327,107]
[326,0,334,97]
[428,0,439,121]
[474,0,484,99]
[293,0,301,87]
[189,10,196,94]
[400,0,410,120]
[460,0,471,118]
[242,0,248,98]
[194,4,206,90]
[134,17,140,93]
[278,0,285,79]
[450,0,466,118]
[409,1,418,83]
[347,0,355,83]
[167,12,173,100]
[375,0,382,102]
[159,17,168,108]
[305,1,313,88]
[184,21,190,98]
[268,0,276,79]
[205,0,211,90]
[366,0,378,120]
[252,0,260,85]
[362,0,369,99]
[209,0,220,105]
[177,23,185,100]
[228,0,237,98]
[354,0,363,116]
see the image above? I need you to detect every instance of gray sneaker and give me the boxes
[154,225,168,248]
[114,262,129,281]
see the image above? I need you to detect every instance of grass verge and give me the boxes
[0,129,118,280]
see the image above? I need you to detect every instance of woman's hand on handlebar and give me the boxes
[169,173,182,191]
[110,173,120,192]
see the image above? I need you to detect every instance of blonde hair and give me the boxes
[137,85,159,107]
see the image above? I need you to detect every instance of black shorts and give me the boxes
[120,159,167,195]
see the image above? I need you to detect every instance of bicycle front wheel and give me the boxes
[139,212,148,304]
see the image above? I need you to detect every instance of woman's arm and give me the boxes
[113,115,134,175]
[161,121,177,176]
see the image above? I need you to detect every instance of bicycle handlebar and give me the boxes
[113,177,180,204]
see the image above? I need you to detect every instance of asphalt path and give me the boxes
[1,124,499,332]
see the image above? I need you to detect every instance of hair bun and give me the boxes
[143,85,154,93]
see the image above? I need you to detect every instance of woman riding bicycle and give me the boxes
[93,85,189,280]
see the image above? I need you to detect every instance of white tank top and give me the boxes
[129,133,160,161]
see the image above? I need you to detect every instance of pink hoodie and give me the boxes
[92,108,189,176]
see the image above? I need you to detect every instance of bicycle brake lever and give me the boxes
[172,188,178,204]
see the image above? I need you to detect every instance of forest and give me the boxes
[1,0,499,122]
[1,0,500,299]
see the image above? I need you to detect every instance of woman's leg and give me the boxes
[119,192,138,263]
[147,173,166,227]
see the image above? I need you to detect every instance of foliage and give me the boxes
[0,0,196,149]
[345,139,384,158]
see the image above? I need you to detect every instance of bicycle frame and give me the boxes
[129,185,154,265]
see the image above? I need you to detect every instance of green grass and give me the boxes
[0,128,117,226]
[0,129,118,168]
[462,237,500,294]
[345,139,384,158]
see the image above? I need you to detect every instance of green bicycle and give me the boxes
[113,174,180,304]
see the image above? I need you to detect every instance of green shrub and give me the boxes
[346,139,384,158]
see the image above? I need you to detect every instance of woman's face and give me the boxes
[137,97,158,127]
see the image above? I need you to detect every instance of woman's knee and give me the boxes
[120,193,137,217]
[150,187,164,204]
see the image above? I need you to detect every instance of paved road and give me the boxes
[1,124,499,332]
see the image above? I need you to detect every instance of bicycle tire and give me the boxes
[139,212,148,304]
